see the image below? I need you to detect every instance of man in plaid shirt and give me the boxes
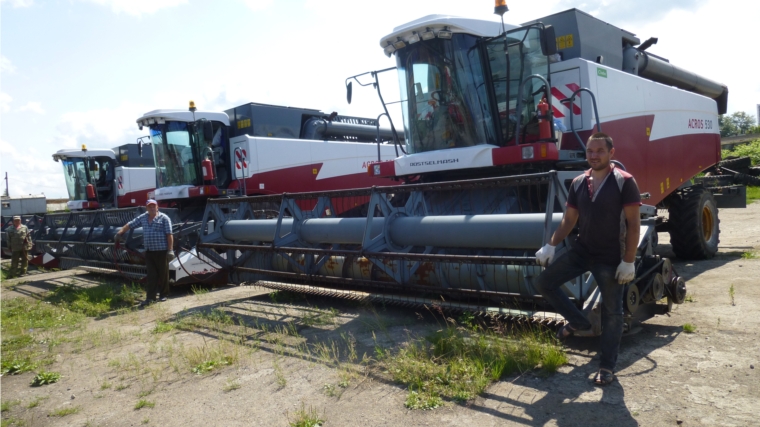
[115,199,175,307]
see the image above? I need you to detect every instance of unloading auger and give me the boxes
[196,171,685,331]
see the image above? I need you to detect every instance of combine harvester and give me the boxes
[32,103,399,283]
[1,143,156,265]
[194,7,741,332]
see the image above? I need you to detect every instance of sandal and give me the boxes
[593,369,615,386]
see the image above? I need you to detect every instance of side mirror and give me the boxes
[346,81,353,104]
[138,140,143,157]
[89,159,98,171]
[203,120,214,143]
[540,25,557,56]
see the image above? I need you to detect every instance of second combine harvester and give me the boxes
[195,7,734,332]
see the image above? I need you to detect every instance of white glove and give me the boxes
[615,261,635,284]
[535,244,556,267]
[167,250,176,261]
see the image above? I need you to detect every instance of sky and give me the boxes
[1,0,758,199]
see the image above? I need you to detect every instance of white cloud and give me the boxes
[0,138,65,198]
[0,0,34,8]
[18,101,45,114]
[0,92,11,113]
[82,0,187,17]
[241,0,273,12]
[1,56,16,74]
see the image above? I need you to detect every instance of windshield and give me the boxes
[61,157,115,201]
[396,34,497,154]
[62,158,89,201]
[150,121,199,188]
[485,26,550,143]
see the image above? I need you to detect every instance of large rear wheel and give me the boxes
[668,187,719,259]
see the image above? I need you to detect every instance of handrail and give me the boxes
[514,74,553,145]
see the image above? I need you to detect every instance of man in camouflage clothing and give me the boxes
[7,215,33,278]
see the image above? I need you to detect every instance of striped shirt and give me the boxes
[127,212,173,251]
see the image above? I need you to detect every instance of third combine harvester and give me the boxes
[193,7,738,332]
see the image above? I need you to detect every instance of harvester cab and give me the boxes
[52,143,156,210]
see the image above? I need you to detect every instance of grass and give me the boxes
[1,400,20,412]
[683,323,697,333]
[301,307,338,327]
[30,371,61,386]
[190,284,209,296]
[187,340,239,375]
[287,403,325,427]
[134,400,155,410]
[223,379,241,392]
[377,321,566,408]
[684,293,697,303]
[741,251,757,259]
[152,321,175,334]
[748,186,760,204]
[44,282,142,317]
[26,396,47,409]
[50,406,80,417]
[729,284,736,306]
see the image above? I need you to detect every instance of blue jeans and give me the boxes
[533,249,625,372]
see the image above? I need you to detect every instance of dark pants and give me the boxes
[10,250,28,277]
[533,249,625,372]
[145,250,169,301]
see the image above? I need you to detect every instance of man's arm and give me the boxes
[167,233,174,251]
[622,205,640,263]
[116,223,131,237]
[548,207,580,246]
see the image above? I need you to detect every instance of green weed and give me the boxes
[287,403,324,427]
[152,321,175,334]
[50,406,80,417]
[729,284,736,306]
[747,186,760,204]
[223,379,241,392]
[134,400,155,410]
[30,371,61,387]
[405,390,443,410]
[683,323,697,333]
[186,340,238,375]
[190,284,209,296]
[26,396,47,409]
[380,323,566,408]
[301,307,338,327]
[44,282,142,316]
[741,251,756,259]
[1,400,20,412]
[684,293,697,303]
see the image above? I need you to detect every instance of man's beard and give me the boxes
[589,159,610,171]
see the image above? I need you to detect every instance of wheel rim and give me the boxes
[701,206,714,240]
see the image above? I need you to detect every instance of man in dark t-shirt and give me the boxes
[534,132,641,386]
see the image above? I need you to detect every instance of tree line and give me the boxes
[720,111,760,137]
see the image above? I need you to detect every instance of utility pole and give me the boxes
[3,172,8,197]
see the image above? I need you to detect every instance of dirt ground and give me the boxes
[1,201,759,427]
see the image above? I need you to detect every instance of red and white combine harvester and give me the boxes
[195,7,741,332]
[52,143,156,211]
[33,103,399,283]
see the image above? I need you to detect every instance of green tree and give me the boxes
[720,114,737,137]
[720,111,757,137]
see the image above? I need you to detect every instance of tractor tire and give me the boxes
[667,187,719,260]
[732,173,760,186]
[719,156,752,172]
